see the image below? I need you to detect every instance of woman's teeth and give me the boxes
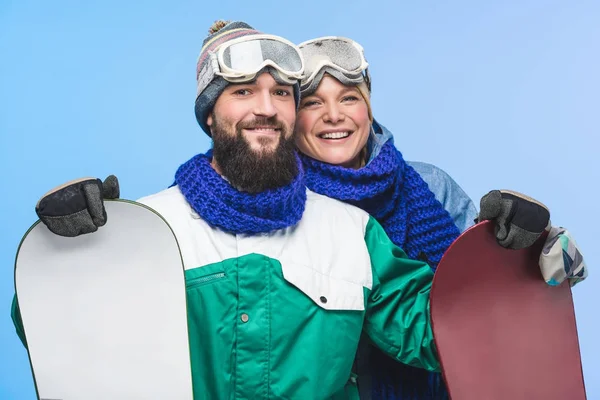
[320,131,350,139]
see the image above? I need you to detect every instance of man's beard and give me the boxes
[211,114,299,193]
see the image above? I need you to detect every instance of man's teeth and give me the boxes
[321,131,350,139]
[249,127,278,131]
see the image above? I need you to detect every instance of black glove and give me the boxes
[478,190,550,250]
[35,175,120,237]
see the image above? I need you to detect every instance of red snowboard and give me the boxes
[430,221,586,400]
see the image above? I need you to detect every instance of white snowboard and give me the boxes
[14,199,193,400]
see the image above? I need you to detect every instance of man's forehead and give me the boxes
[227,72,294,89]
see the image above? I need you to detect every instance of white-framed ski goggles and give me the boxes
[298,36,371,96]
[196,34,305,96]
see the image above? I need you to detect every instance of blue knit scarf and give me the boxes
[301,141,461,399]
[174,151,306,234]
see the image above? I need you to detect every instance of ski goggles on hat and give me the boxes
[196,34,305,96]
[298,36,371,96]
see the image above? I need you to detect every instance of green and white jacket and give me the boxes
[13,186,439,399]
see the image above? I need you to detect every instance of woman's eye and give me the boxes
[301,100,319,108]
[342,95,359,102]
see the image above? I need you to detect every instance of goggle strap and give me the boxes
[196,53,218,96]
[364,68,372,92]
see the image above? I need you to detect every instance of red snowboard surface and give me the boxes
[430,221,586,399]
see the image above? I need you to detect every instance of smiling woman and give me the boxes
[293,33,586,400]
[295,75,372,169]
[295,36,470,399]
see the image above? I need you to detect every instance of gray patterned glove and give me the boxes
[478,190,550,250]
[35,175,120,237]
[540,226,587,286]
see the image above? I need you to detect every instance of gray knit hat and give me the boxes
[194,21,301,136]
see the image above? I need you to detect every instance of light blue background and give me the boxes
[1,1,597,398]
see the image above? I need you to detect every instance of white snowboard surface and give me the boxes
[15,200,193,400]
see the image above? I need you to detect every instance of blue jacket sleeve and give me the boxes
[407,161,478,233]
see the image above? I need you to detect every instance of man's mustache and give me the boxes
[237,117,285,131]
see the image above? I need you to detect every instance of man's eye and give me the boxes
[274,89,291,96]
[234,89,251,96]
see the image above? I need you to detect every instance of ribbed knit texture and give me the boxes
[175,151,306,234]
[301,141,460,399]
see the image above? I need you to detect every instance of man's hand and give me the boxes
[35,175,120,237]
[479,189,550,250]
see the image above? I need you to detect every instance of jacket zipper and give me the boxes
[186,272,226,288]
